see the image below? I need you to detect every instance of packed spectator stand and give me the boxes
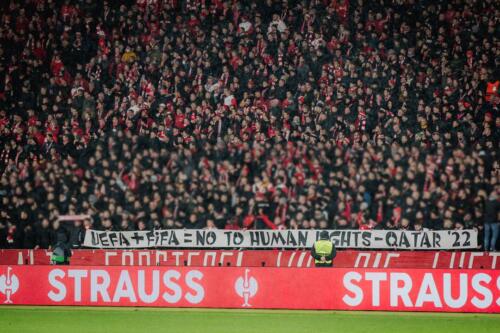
[0,0,498,251]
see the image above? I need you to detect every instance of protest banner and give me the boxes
[83,229,477,250]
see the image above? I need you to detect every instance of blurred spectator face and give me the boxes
[443,220,453,229]
[83,219,92,229]
[103,219,112,229]
[137,221,146,230]
[206,220,216,229]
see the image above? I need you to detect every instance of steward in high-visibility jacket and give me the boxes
[311,231,336,267]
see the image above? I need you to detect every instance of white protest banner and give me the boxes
[83,229,477,250]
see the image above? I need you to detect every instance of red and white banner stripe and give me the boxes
[1,250,499,269]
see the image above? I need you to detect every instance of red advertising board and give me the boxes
[1,249,499,269]
[0,265,498,312]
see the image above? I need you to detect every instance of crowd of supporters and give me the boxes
[0,0,498,250]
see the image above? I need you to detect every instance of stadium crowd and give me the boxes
[0,0,498,250]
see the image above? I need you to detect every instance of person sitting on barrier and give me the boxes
[311,231,336,267]
[50,220,71,265]
[50,246,70,265]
